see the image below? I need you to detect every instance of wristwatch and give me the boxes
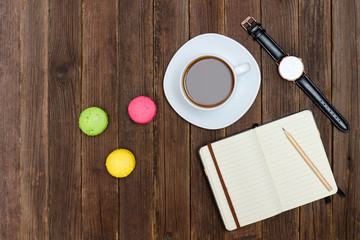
[241,17,350,133]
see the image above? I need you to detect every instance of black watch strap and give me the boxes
[242,17,350,133]
[296,74,350,132]
[243,18,286,63]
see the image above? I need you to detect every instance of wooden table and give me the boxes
[1,0,359,239]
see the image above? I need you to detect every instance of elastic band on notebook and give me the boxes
[207,142,240,229]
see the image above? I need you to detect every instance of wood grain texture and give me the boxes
[261,0,300,239]
[189,0,226,239]
[0,0,20,239]
[224,0,262,239]
[118,0,154,239]
[154,0,190,239]
[298,1,333,239]
[82,1,119,239]
[48,0,82,238]
[332,0,360,239]
[1,1,360,239]
[19,0,49,239]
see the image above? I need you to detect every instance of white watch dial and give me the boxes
[278,56,304,81]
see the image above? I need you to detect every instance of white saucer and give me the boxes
[163,33,261,130]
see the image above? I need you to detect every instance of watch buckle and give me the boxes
[241,16,256,31]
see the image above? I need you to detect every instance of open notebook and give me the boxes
[199,110,337,231]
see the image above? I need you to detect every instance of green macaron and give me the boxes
[79,107,108,136]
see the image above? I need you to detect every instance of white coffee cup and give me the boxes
[180,53,251,110]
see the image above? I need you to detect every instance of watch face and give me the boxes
[278,56,304,81]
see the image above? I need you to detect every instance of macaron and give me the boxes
[106,149,136,178]
[79,107,108,136]
[128,96,157,124]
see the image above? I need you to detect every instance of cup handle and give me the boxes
[234,62,251,76]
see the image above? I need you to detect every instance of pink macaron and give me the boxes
[128,96,157,124]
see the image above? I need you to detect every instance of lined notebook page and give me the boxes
[199,147,237,230]
[205,129,282,227]
[255,110,337,211]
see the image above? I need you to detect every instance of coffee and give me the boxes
[183,56,234,108]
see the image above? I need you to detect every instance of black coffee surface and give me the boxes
[183,57,234,107]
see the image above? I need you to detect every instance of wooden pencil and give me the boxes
[282,128,332,191]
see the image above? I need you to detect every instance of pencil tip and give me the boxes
[282,127,285,131]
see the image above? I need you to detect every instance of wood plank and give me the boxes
[224,0,262,239]
[189,0,226,239]
[332,0,360,239]
[261,0,300,239]
[153,0,190,239]
[19,0,49,239]
[118,0,155,239]
[298,1,332,239]
[82,1,119,239]
[0,0,21,239]
[48,0,82,239]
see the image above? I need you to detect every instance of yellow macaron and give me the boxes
[106,149,136,178]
